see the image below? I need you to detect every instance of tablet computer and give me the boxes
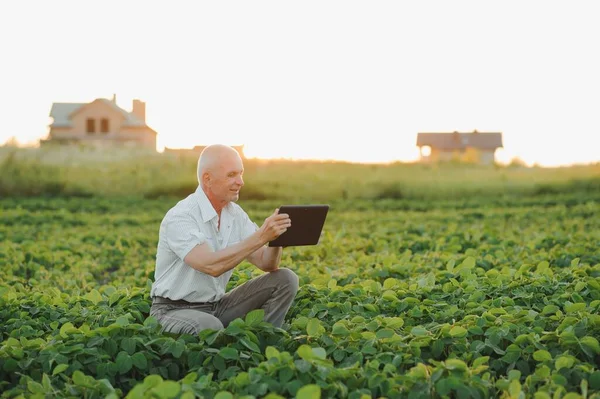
[268,205,329,247]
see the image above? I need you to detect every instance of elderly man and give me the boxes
[149,144,299,334]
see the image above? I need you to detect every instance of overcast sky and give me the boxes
[1,0,599,166]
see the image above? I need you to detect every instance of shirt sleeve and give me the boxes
[165,212,207,260]
[239,209,259,241]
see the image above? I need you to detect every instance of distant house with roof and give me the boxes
[163,145,245,158]
[41,95,157,150]
[416,130,503,165]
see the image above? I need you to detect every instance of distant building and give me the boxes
[416,130,503,165]
[41,95,157,150]
[163,145,245,158]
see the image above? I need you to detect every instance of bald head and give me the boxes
[197,144,243,184]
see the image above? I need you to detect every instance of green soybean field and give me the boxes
[1,149,600,399]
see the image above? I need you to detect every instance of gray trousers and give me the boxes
[149,268,299,335]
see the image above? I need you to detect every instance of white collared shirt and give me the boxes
[150,185,259,302]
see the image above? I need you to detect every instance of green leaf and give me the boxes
[461,257,476,269]
[533,350,552,362]
[501,344,521,363]
[84,289,103,305]
[151,381,181,399]
[555,355,574,371]
[52,363,69,376]
[411,326,428,336]
[473,356,489,368]
[234,372,250,387]
[245,309,264,326]
[436,378,452,396]
[446,259,455,272]
[121,338,136,355]
[306,318,321,337]
[2,358,18,372]
[170,340,185,358]
[27,380,44,394]
[535,365,551,379]
[332,322,349,336]
[297,345,314,360]
[386,317,404,329]
[327,279,337,290]
[537,261,550,271]
[312,347,326,359]
[278,367,294,383]
[508,380,522,397]
[580,336,600,356]
[240,338,260,353]
[589,371,600,390]
[376,328,394,339]
[552,373,568,386]
[296,384,321,399]
[468,326,484,335]
[382,290,398,301]
[59,322,77,338]
[265,346,280,360]
[508,369,521,381]
[444,359,467,371]
[219,347,239,360]
[132,353,148,370]
[143,374,163,388]
[72,370,86,386]
[449,326,467,338]
[564,302,586,313]
[116,351,133,374]
[214,392,234,399]
[115,316,130,327]
[541,305,559,315]
[109,292,122,306]
[432,339,444,358]
[42,373,52,391]
[383,278,398,289]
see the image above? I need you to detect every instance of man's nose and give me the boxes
[237,176,244,186]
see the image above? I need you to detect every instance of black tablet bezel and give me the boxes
[267,204,329,247]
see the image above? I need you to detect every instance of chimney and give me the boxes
[132,99,146,122]
[112,93,117,104]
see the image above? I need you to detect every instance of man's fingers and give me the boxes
[273,219,291,228]
[272,213,289,221]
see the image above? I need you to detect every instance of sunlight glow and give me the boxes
[1,1,599,167]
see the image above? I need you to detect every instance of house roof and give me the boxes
[416,131,503,150]
[49,103,84,127]
[49,98,147,128]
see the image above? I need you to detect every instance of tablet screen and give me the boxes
[268,204,329,247]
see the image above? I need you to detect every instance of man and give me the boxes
[149,144,299,334]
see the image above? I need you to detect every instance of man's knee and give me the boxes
[273,268,299,293]
[160,311,224,335]
[196,316,224,333]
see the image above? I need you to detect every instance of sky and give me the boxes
[1,1,599,166]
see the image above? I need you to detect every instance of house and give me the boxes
[163,145,245,159]
[41,95,157,150]
[416,130,503,165]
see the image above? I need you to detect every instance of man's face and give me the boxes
[206,154,244,204]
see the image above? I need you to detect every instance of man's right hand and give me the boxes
[259,208,291,243]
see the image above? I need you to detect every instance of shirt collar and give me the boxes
[194,185,233,224]
[195,185,218,223]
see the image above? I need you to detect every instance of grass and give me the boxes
[1,146,599,202]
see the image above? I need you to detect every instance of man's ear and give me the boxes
[202,172,211,186]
